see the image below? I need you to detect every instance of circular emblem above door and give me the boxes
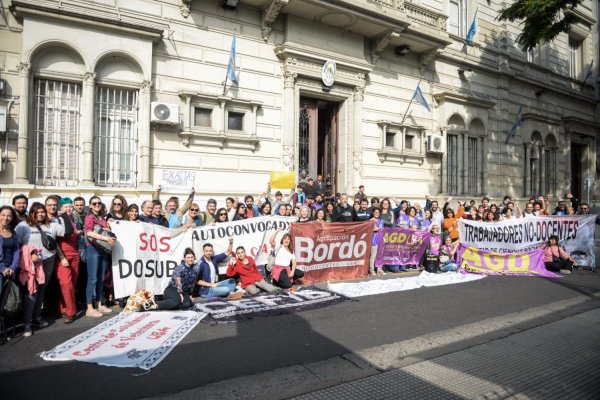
[321,60,336,87]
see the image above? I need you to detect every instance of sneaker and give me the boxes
[33,319,49,329]
[98,305,113,314]
[23,328,32,337]
[227,292,243,300]
[559,269,571,275]
[376,269,386,276]
[85,309,103,318]
[64,316,75,324]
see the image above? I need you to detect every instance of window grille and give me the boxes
[94,86,138,187]
[32,79,81,186]
[467,137,478,195]
[227,111,244,131]
[446,134,459,195]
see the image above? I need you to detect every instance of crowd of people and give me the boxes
[0,176,596,338]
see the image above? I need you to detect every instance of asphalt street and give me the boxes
[1,270,599,400]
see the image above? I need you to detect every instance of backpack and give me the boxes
[1,278,22,315]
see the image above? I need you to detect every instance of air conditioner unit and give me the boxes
[530,146,540,159]
[150,102,179,124]
[427,134,445,153]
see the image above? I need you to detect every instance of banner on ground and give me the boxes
[40,311,204,370]
[196,286,348,324]
[457,244,561,277]
[374,228,430,268]
[292,221,374,284]
[459,216,596,268]
[110,216,295,298]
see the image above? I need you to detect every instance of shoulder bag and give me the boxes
[88,220,116,255]
[36,225,57,251]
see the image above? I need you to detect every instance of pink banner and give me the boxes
[375,228,430,267]
[457,244,561,277]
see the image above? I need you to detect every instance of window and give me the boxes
[94,86,138,187]
[526,46,540,64]
[385,131,396,147]
[448,0,464,37]
[467,137,479,195]
[227,111,244,131]
[405,134,414,150]
[446,134,459,195]
[194,107,212,127]
[32,79,81,186]
[569,39,582,79]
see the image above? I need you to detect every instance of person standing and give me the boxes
[16,203,65,335]
[56,198,81,324]
[0,206,21,299]
[83,196,114,317]
[334,194,356,222]
[12,194,28,223]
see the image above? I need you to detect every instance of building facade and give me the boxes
[0,0,598,205]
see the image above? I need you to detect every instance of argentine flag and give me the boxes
[412,82,431,112]
[226,33,238,85]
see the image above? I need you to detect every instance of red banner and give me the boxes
[291,221,374,284]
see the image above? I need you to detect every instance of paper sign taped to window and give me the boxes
[161,169,196,192]
[270,171,295,189]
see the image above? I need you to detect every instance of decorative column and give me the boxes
[440,127,447,194]
[462,132,468,195]
[524,144,530,197]
[480,135,486,195]
[540,145,546,196]
[352,86,365,188]
[282,70,296,171]
[15,62,30,184]
[138,80,152,188]
[80,72,96,186]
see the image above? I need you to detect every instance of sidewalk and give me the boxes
[291,308,600,400]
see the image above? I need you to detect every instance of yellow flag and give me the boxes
[270,171,295,189]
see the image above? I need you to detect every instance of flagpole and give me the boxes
[222,79,228,95]
[401,79,421,125]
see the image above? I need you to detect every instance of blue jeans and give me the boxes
[440,262,458,272]
[203,278,236,298]
[86,245,107,305]
[385,265,407,272]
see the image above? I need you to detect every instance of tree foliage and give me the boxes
[497,0,582,50]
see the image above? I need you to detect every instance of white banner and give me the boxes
[459,215,596,268]
[160,169,196,192]
[40,311,204,370]
[110,216,295,298]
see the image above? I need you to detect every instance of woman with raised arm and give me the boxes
[540,235,577,275]
[269,228,304,289]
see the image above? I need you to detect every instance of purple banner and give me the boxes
[375,228,430,267]
[457,244,561,277]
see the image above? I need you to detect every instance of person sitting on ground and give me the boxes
[152,247,199,310]
[197,240,238,298]
[439,236,459,272]
[226,246,279,295]
[124,204,140,222]
[269,228,304,289]
[424,224,442,273]
[540,235,577,275]
[215,207,229,224]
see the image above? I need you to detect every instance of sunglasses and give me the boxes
[190,208,199,211]
[91,202,101,206]
[219,213,227,216]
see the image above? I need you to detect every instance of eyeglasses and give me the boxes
[91,202,101,206]
[190,208,199,212]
